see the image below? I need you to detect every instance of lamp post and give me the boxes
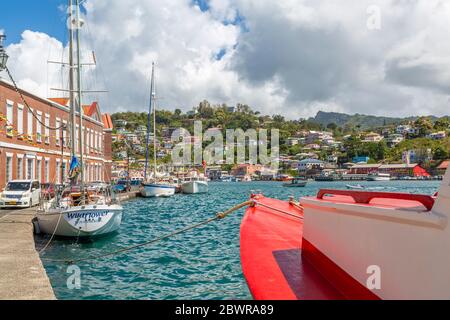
[0,34,9,71]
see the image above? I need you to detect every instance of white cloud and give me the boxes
[5,30,65,98]
[4,0,450,118]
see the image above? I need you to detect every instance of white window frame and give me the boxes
[56,160,61,184]
[36,157,42,183]
[6,100,14,126]
[90,130,94,152]
[6,153,13,183]
[62,160,68,183]
[17,104,24,135]
[27,109,33,138]
[36,111,43,143]
[45,114,50,144]
[26,157,35,180]
[75,125,79,152]
[44,158,50,183]
[17,155,24,180]
[55,118,61,146]
[63,120,68,147]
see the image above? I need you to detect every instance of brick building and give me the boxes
[0,79,113,188]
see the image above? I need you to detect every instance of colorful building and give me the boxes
[348,163,429,177]
[0,79,113,188]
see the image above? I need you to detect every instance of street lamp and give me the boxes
[0,34,8,71]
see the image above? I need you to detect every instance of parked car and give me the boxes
[0,180,41,208]
[87,181,109,193]
[41,183,56,200]
[113,180,129,193]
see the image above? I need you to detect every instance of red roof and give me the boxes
[83,102,99,117]
[438,160,449,170]
[102,113,113,130]
[48,97,70,106]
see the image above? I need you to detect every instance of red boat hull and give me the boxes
[240,195,380,300]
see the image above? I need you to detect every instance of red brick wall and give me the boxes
[0,80,111,188]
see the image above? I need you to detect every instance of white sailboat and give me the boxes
[141,63,176,198]
[37,0,122,237]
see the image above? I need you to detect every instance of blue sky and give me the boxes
[2,1,449,118]
[1,0,72,45]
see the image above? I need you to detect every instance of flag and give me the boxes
[69,156,81,180]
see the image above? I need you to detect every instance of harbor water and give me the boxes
[36,180,440,300]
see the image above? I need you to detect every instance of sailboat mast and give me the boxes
[69,0,76,160]
[144,62,155,180]
[75,0,85,193]
[153,65,157,181]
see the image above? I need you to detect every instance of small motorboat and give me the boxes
[367,173,391,181]
[346,184,365,190]
[283,178,307,188]
[181,171,209,194]
[240,166,450,299]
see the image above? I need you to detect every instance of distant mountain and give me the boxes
[309,111,440,130]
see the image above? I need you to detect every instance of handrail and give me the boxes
[317,189,435,211]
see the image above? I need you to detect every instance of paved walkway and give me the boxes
[0,208,55,300]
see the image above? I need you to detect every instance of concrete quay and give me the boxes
[0,191,139,300]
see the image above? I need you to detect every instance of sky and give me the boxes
[1,0,450,119]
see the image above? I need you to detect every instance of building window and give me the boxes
[44,160,50,183]
[6,101,14,124]
[56,118,61,146]
[94,132,98,153]
[6,101,14,137]
[17,157,23,180]
[27,109,33,139]
[26,158,34,180]
[63,121,68,147]
[62,161,67,183]
[37,159,42,183]
[56,160,61,184]
[17,105,24,135]
[75,125,79,152]
[45,114,50,144]
[6,156,13,183]
[36,112,42,143]
[90,130,94,152]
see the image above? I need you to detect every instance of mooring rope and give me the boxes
[252,200,304,220]
[38,210,63,254]
[41,200,254,265]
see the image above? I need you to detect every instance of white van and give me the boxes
[0,180,41,208]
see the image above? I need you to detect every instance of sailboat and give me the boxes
[140,63,176,198]
[37,0,123,237]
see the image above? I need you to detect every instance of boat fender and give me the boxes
[32,217,41,235]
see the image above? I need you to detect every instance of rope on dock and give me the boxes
[41,200,255,265]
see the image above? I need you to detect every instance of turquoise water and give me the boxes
[36,180,440,300]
